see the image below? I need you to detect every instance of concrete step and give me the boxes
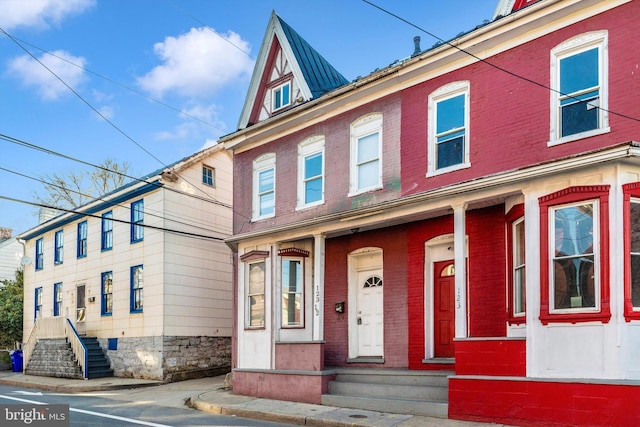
[328,381,448,402]
[321,394,448,418]
[332,368,450,387]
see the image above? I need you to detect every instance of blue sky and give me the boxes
[0,0,498,235]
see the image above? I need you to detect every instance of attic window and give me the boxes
[272,81,291,112]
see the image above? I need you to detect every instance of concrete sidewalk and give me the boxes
[0,371,508,427]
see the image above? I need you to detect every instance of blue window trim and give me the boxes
[35,238,44,271]
[53,282,62,317]
[130,264,143,313]
[54,230,63,265]
[77,221,88,258]
[130,200,144,243]
[101,211,113,251]
[34,287,42,320]
[101,271,113,316]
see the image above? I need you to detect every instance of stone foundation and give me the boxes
[99,335,231,382]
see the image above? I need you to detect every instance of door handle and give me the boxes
[357,317,362,325]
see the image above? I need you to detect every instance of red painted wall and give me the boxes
[454,339,525,376]
[400,3,640,197]
[323,224,408,368]
[449,377,640,426]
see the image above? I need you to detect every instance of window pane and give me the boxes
[282,260,302,326]
[304,153,322,179]
[514,266,526,315]
[561,95,599,137]
[282,83,290,105]
[250,294,265,327]
[514,221,525,266]
[357,160,379,189]
[560,48,599,95]
[554,205,593,257]
[357,133,379,163]
[632,255,640,307]
[249,262,265,295]
[437,136,464,169]
[259,169,274,193]
[630,203,640,252]
[305,177,322,204]
[436,94,465,134]
[259,192,274,216]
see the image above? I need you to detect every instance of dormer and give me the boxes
[237,11,349,130]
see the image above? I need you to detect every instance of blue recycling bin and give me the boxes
[10,350,23,372]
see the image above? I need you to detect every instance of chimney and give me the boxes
[412,36,421,57]
[0,227,12,243]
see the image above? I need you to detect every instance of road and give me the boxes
[0,383,293,426]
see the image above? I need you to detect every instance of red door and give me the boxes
[434,261,455,358]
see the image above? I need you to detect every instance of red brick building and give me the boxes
[221,1,640,425]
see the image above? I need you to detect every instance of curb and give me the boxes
[0,377,160,393]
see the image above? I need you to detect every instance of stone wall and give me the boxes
[99,335,231,382]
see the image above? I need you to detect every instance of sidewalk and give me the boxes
[0,371,508,427]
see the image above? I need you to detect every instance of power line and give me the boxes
[0,165,230,237]
[0,30,226,133]
[361,0,640,125]
[0,195,225,242]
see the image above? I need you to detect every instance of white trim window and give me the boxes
[512,217,526,317]
[247,261,266,328]
[253,153,276,220]
[550,31,608,144]
[297,135,325,208]
[272,81,291,112]
[281,257,303,327]
[349,113,383,196]
[428,81,470,176]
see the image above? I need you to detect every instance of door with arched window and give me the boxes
[434,261,455,358]
[357,272,384,357]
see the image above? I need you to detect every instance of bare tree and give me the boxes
[34,158,131,210]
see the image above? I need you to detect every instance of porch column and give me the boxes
[312,233,325,341]
[453,203,468,338]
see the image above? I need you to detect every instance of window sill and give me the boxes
[251,214,275,222]
[539,310,610,325]
[296,201,324,211]
[547,126,610,147]
[426,162,471,178]
[507,315,526,326]
[348,185,382,198]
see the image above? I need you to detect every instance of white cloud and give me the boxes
[7,50,88,100]
[155,103,226,142]
[0,0,95,30]
[138,27,254,98]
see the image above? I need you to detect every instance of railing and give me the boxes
[23,317,88,379]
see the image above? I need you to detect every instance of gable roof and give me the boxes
[237,11,349,130]
[494,0,544,18]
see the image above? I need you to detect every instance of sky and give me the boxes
[0,0,499,235]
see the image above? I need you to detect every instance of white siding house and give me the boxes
[18,144,233,381]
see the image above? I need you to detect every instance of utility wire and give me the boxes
[0,30,226,132]
[0,195,224,241]
[0,165,230,237]
[361,0,640,125]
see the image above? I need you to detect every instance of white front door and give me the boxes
[356,269,384,357]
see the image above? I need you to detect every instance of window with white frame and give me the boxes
[279,248,309,327]
[631,198,640,306]
[297,135,324,208]
[350,113,383,195]
[53,282,62,316]
[253,153,276,220]
[202,165,215,187]
[35,238,44,271]
[623,183,640,321]
[550,31,608,143]
[272,81,291,112]
[54,230,63,265]
[538,186,610,325]
[428,81,470,175]
[247,261,265,328]
[507,204,525,323]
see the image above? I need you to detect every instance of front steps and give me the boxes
[81,336,114,379]
[25,338,83,379]
[322,368,451,418]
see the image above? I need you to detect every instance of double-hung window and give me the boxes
[54,230,63,265]
[35,287,42,320]
[202,165,215,187]
[241,250,270,329]
[272,81,291,112]
[102,271,113,316]
[131,200,144,243]
[77,221,87,258]
[101,211,113,251]
[507,204,526,324]
[253,154,276,220]
[539,186,610,324]
[130,265,143,313]
[350,113,383,195]
[279,248,308,328]
[35,238,44,271]
[623,183,640,321]
[53,282,62,316]
[297,135,324,208]
[550,31,608,143]
[428,81,470,175]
